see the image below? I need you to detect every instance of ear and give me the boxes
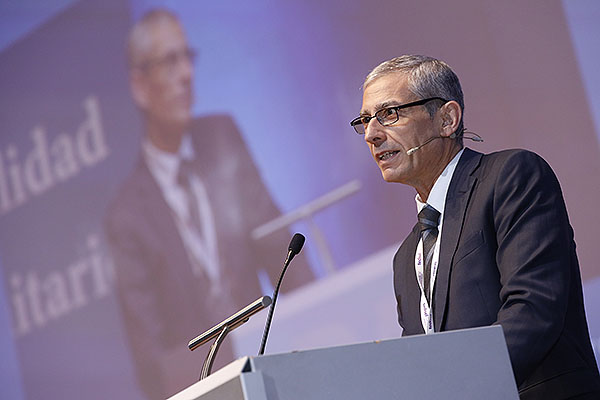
[130,69,149,110]
[439,100,462,138]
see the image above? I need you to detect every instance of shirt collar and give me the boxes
[142,135,195,187]
[416,148,465,215]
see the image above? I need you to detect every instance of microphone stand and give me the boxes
[188,295,272,380]
[199,324,229,380]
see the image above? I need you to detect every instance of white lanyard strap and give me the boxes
[415,236,441,334]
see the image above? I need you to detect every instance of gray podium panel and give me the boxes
[169,326,518,400]
[168,358,268,400]
[251,325,517,399]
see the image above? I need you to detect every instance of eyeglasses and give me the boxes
[137,47,197,73]
[350,97,447,134]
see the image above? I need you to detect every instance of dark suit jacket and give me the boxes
[105,115,312,399]
[393,148,600,399]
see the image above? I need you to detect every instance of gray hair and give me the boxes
[365,55,465,140]
[127,8,182,69]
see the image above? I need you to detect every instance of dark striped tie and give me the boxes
[418,205,441,305]
[177,159,205,238]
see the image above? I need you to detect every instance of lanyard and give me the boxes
[414,235,441,334]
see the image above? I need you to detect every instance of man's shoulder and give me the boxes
[453,148,561,205]
[471,148,553,178]
[188,114,248,152]
[190,114,239,135]
[482,148,544,162]
[112,156,152,195]
[104,157,157,222]
[470,148,563,205]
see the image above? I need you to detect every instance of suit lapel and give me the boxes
[134,157,211,301]
[400,224,424,334]
[434,148,482,330]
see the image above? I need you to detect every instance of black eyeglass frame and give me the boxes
[350,97,447,134]
[136,47,197,72]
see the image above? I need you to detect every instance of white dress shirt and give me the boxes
[414,148,464,333]
[143,136,221,291]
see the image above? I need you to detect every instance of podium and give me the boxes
[168,325,519,400]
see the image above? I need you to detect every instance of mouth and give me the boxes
[377,150,401,161]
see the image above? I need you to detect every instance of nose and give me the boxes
[177,54,193,82]
[364,119,385,146]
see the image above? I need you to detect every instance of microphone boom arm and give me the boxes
[188,295,272,380]
[188,295,272,351]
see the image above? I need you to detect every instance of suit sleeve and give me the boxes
[491,150,573,385]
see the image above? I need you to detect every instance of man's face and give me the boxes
[133,19,194,131]
[361,72,443,186]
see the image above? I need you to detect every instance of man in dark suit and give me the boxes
[104,10,311,399]
[350,55,600,399]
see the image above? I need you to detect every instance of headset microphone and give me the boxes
[405,129,483,156]
[405,136,441,155]
[462,130,484,142]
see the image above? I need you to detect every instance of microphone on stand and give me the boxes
[258,233,306,356]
